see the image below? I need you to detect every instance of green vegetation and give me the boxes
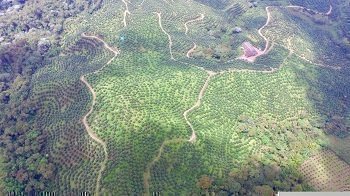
[149,56,328,194]
[0,0,103,43]
[0,36,113,193]
[299,150,350,191]
[28,37,113,194]
[1,0,350,194]
[0,38,59,193]
[84,16,207,192]
[264,5,349,67]
[289,0,331,12]
[326,135,350,163]
[0,150,6,193]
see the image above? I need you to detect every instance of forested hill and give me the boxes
[0,0,103,192]
[1,0,350,195]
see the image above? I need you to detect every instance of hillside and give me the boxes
[0,0,350,194]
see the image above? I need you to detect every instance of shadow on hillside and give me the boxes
[147,141,313,195]
[284,2,350,139]
[295,65,350,138]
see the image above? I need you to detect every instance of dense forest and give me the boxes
[0,0,104,192]
[0,38,57,192]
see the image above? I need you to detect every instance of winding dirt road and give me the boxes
[143,14,218,191]
[82,33,120,56]
[286,4,333,16]
[155,12,175,60]
[238,6,272,62]
[259,6,272,53]
[80,33,120,195]
[284,3,340,69]
[144,3,339,194]
[240,5,339,69]
[184,14,205,58]
[143,138,184,195]
[186,42,197,58]
[184,70,216,143]
[184,14,205,35]
[80,76,108,195]
[294,52,341,70]
[122,0,131,27]
[326,5,332,15]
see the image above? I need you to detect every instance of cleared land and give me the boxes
[299,150,350,191]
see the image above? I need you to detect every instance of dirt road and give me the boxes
[122,0,131,27]
[143,138,184,195]
[155,12,175,60]
[286,4,333,16]
[184,14,204,35]
[258,6,272,53]
[80,33,120,195]
[184,70,217,143]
